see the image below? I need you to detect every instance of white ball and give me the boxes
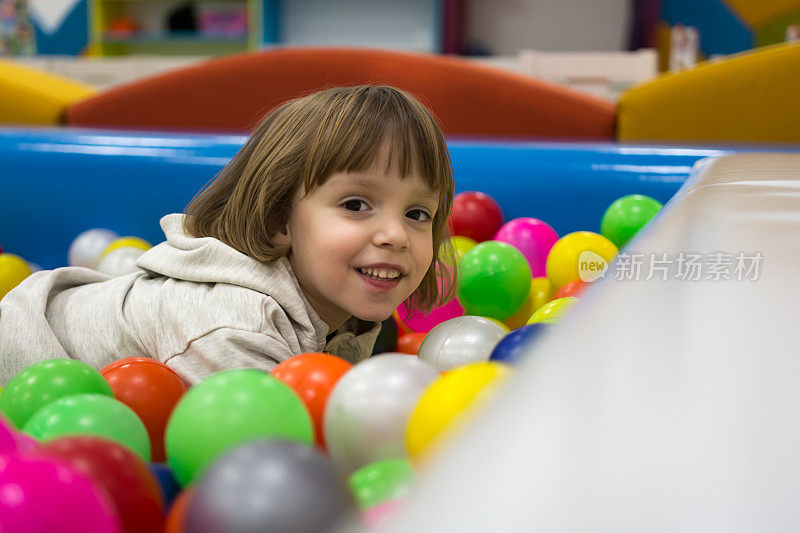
[323,354,438,474]
[95,247,145,277]
[68,228,118,268]
[418,316,507,371]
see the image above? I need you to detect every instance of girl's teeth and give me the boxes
[360,267,400,279]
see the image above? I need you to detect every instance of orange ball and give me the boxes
[165,488,194,533]
[553,279,589,299]
[100,357,188,462]
[397,332,427,355]
[392,310,414,336]
[271,353,352,449]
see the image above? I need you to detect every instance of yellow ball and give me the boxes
[545,231,617,290]
[101,237,151,259]
[505,277,553,329]
[406,361,511,460]
[441,236,477,266]
[0,253,33,300]
[527,296,578,325]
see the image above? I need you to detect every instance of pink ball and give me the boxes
[0,415,17,455]
[397,264,463,333]
[397,296,464,333]
[363,498,407,529]
[0,454,122,533]
[494,218,559,277]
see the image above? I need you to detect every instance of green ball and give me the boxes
[22,393,151,461]
[600,194,663,249]
[165,369,314,486]
[0,359,113,429]
[457,241,531,320]
[348,458,416,510]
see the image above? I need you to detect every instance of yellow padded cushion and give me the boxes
[0,60,95,125]
[618,43,800,144]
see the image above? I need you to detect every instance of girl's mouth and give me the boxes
[355,267,404,290]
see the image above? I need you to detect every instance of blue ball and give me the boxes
[489,324,551,365]
[148,462,181,508]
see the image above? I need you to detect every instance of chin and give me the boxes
[353,307,395,324]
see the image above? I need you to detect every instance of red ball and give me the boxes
[397,332,427,355]
[37,435,164,533]
[553,279,589,299]
[271,353,352,449]
[100,357,187,463]
[448,191,504,243]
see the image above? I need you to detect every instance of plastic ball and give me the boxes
[489,323,551,365]
[397,332,426,355]
[68,228,118,268]
[446,235,477,264]
[0,414,20,455]
[0,454,122,533]
[101,236,152,258]
[348,458,415,510]
[554,279,589,299]
[37,436,164,533]
[149,462,181,509]
[271,353,353,450]
[362,499,407,529]
[372,316,399,354]
[23,393,151,461]
[0,359,114,429]
[546,231,618,290]
[406,361,511,460]
[396,263,462,332]
[505,277,554,329]
[323,354,438,474]
[527,296,578,325]
[601,194,663,248]
[165,369,313,486]
[418,316,507,371]
[0,253,32,300]
[185,439,353,533]
[100,357,188,462]
[165,488,194,533]
[485,317,511,333]
[96,247,145,277]
[494,217,559,277]
[448,191,504,243]
[457,241,531,320]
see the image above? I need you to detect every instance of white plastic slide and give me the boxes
[379,153,800,532]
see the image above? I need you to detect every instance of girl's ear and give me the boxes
[268,213,291,246]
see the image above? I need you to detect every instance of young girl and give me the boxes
[0,85,455,385]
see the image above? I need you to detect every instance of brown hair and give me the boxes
[184,85,455,312]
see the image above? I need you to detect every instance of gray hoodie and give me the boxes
[0,214,380,385]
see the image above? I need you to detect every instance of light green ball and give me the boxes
[165,369,314,486]
[601,194,663,248]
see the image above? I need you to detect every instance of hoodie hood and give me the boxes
[136,213,330,346]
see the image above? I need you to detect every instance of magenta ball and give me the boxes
[0,454,122,533]
[397,296,464,333]
[0,415,17,454]
[494,218,559,277]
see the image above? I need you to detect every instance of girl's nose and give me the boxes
[374,216,410,250]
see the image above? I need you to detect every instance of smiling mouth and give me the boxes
[356,266,404,280]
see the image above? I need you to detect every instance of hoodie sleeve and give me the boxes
[164,328,294,385]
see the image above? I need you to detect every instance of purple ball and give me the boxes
[0,454,122,533]
[494,218,559,277]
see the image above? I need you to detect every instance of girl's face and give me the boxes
[282,152,438,331]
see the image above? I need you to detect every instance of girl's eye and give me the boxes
[406,209,432,222]
[342,199,368,212]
